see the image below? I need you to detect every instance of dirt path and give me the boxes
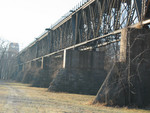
[0,80,149,113]
[1,81,26,113]
[0,80,98,113]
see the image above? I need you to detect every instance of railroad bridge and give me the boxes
[4,0,150,106]
[17,0,150,63]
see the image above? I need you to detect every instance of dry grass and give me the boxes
[0,80,149,113]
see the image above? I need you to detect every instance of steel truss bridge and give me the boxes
[18,0,150,64]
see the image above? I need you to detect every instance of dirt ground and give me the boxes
[0,80,149,113]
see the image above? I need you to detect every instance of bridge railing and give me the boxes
[51,0,90,30]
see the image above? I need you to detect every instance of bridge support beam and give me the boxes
[120,28,128,62]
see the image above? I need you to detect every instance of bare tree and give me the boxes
[0,38,9,79]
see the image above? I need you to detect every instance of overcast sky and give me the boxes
[0,0,82,50]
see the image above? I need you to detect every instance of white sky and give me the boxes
[0,0,82,50]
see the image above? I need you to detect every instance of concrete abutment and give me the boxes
[13,49,106,95]
[49,50,106,94]
[94,28,150,107]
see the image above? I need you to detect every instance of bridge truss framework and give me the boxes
[18,0,150,65]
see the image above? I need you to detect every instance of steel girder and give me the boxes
[47,0,146,52]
